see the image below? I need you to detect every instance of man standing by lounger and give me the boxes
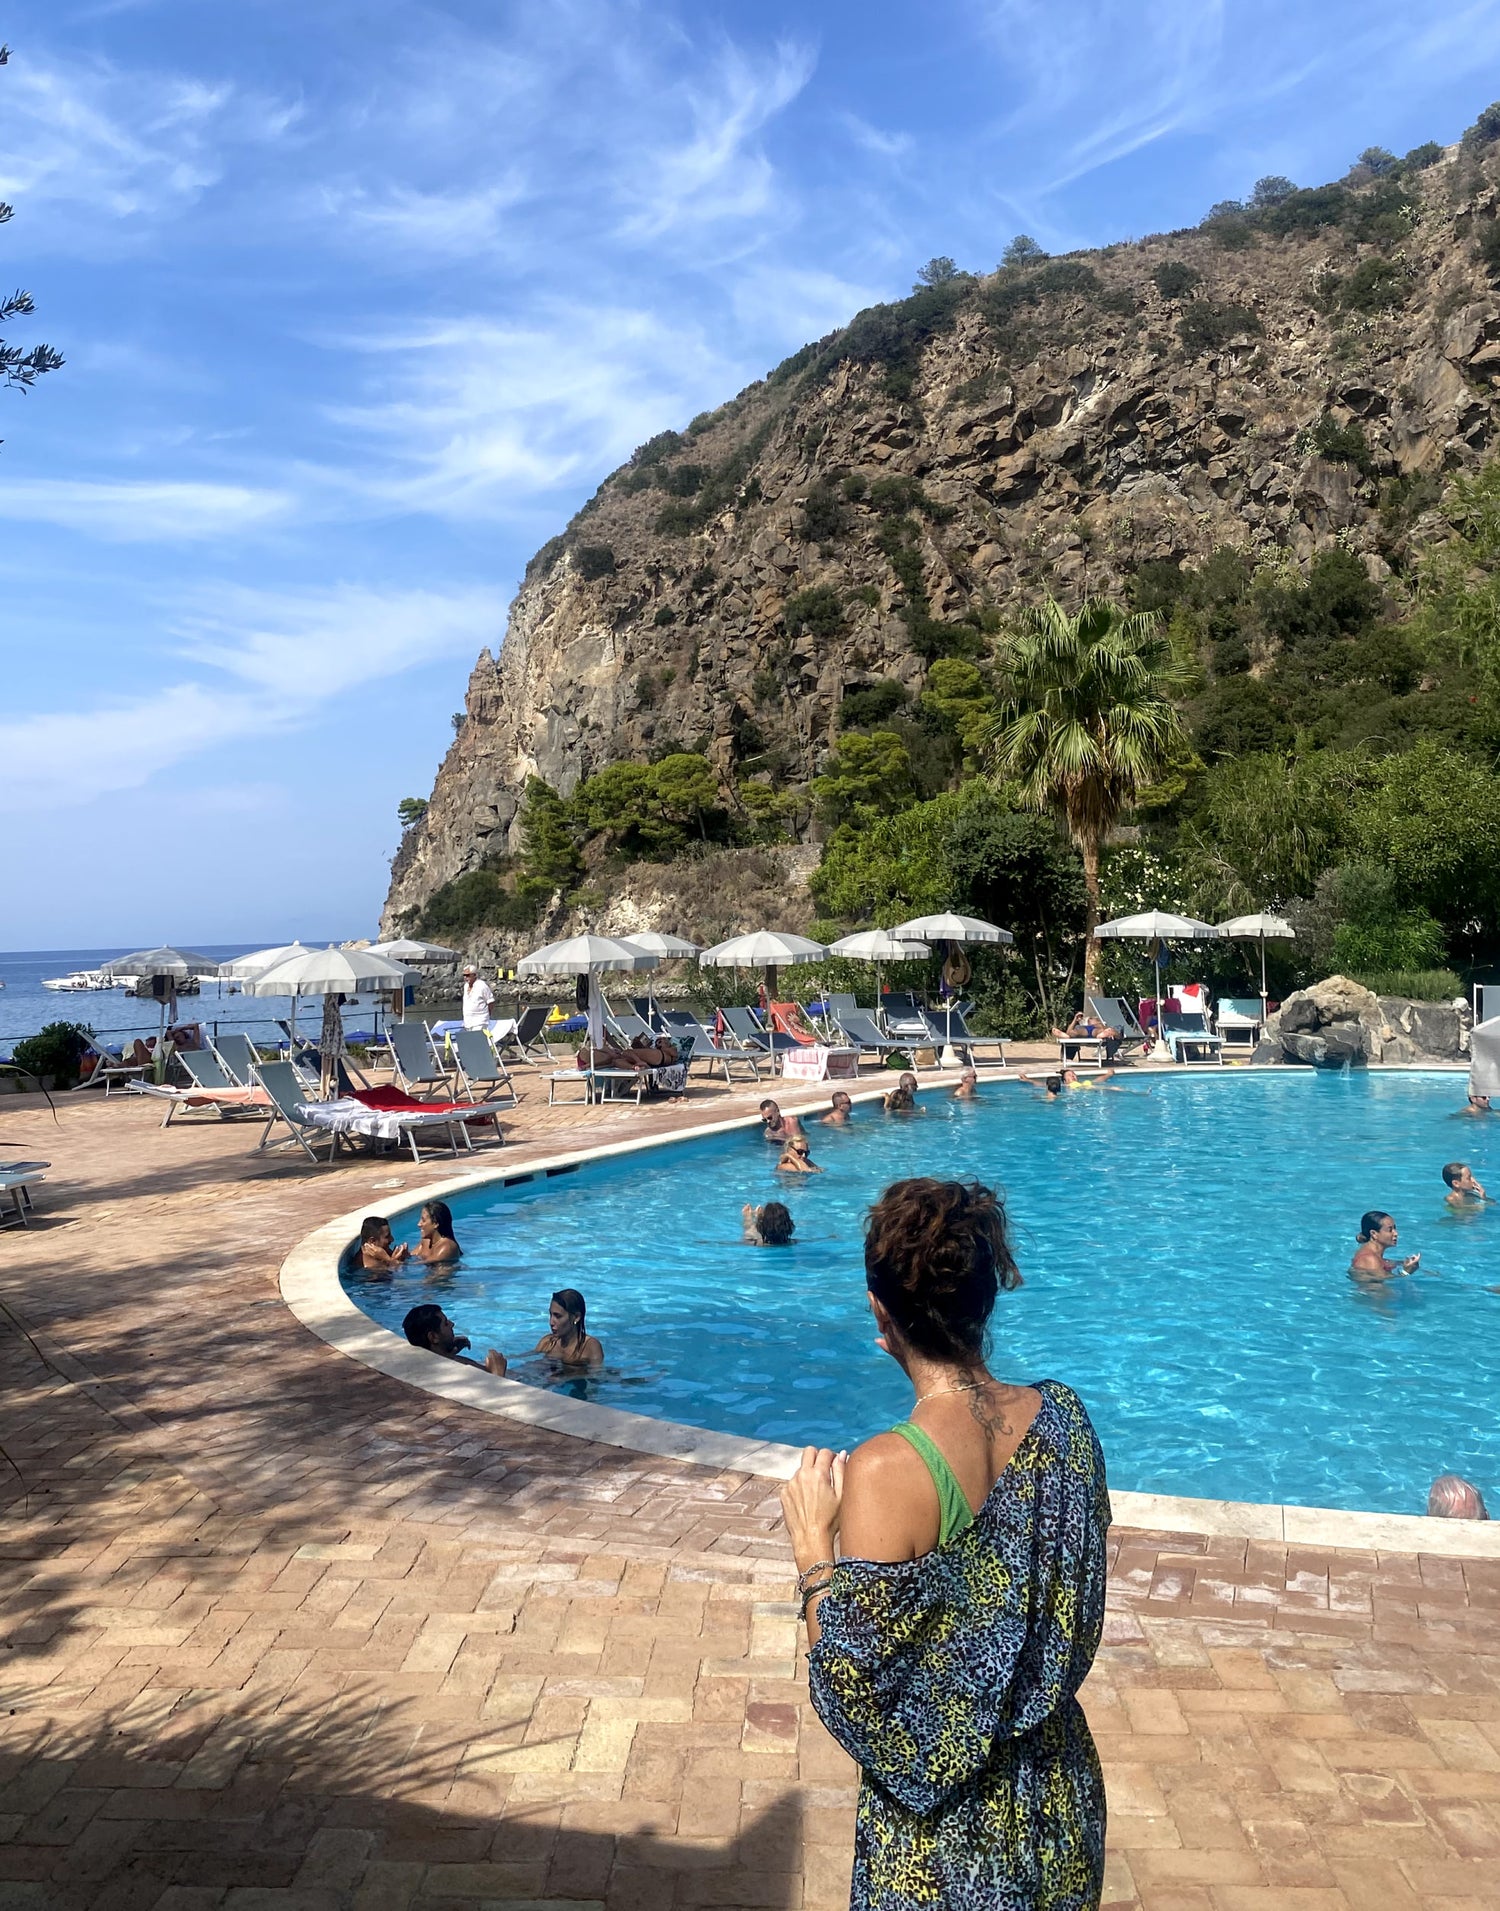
[462,965,494,1031]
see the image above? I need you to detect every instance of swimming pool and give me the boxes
[343,1071,1497,1516]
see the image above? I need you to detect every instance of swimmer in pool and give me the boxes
[820,1091,854,1125]
[743,1200,796,1245]
[402,1303,504,1373]
[777,1134,823,1173]
[759,1098,801,1144]
[354,1215,409,1275]
[952,1068,979,1100]
[1036,1074,1066,1099]
[1070,1068,1123,1091]
[1350,1211,1420,1283]
[412,1199,462,1265]
[1461,1093,1492,1116]
[490,1288,603,1375]
[883,1083,919,1114]
[1442,1162,1488,1207]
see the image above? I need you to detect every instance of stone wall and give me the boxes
[1253,976,1472,1067]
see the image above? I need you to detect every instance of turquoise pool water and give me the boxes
[343,1071,1499,1515]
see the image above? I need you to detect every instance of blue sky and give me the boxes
[5,0,1500,948]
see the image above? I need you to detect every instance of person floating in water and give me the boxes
[490,1288,604,1374]
[821,1090,854,1125]
[412,1199,462,1264]
[1442,1162,1489,1208]
[1350,1211,1421,1283]
[743,1200,796,1245]
[402,1302,504,1373]
[354,1215,408,1275]
[952,1068,979,1100]
[777,1133,823,1173]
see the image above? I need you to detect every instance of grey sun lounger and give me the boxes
[833,1006,910,1059]
[71,1035,146,1096]
[1162,1009,1225,1064]
[923,1008,1010,1068]
[495,1004,554,1065]
[718,1006,800,1058]
[880,994,934,1042]
[449,1028,518,1107]
[212,1031,264,1086]
[386,1020,457,1098]
[662,1011,761,1082]
[252,1061,477,1165]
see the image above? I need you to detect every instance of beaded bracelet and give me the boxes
[799,1576,834,1620]
[795,1559,836,1592]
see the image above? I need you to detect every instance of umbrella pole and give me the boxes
[1260,934,1269,1023]
[586,973,605,1050]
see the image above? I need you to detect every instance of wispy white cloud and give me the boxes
[842,114,914,162]
[312,176,531,259]
[0,478,291,541]
[2,581,505,811]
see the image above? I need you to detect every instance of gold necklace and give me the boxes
[910,1378,988,1409]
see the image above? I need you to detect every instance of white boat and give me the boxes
[41,969,113,991]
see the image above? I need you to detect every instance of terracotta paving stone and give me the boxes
[3,1082,1500,1906]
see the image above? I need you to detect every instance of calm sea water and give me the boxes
[0,944,379,1051]
[346,1070,1497,1515]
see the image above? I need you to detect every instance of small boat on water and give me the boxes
[41,969,116,992]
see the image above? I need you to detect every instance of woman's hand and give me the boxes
[781,1446,846,1572]
[1404,1253,1421,1272]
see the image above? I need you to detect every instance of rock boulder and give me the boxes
[1259,976,1471,1067]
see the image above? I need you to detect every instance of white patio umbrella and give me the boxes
[828,929,931,1014]
[368,937,458,963]
[219,941,311,982]
[102,945,222,1040]
[1470,1018,1500,1099]
[243,944,412,1054]
[889,912,1014,1056]
[698,929,828,1004]
[1093,911,1222,1051]
[517,934,659,1046]
[1217,912,1295,1018]
[616,932,701,1026]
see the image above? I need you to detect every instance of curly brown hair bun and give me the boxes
[864,1178,1021,1362]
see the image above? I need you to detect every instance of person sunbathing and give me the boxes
[952,1069,979,1100]
[1350,1211,1420,1283]
[743,1200,796,1245]
[1052,1009,1119,1062]
[489,1289,603,1374]
[1442,1162,1488,1207]
[579,1034,678,1071]
[777,1135,823,1173]
[821,1091,854,1125]
[355,1215,409,1275]
[412,1199,461,1264]
[402,1302,504,1373]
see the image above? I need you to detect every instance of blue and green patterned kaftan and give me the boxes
[807,1379,1110,1910]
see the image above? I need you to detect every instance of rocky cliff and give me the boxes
[384,141,1500,935]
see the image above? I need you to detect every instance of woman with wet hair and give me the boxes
[742,1200,796,1246]
[1350,1211,1420,1282]
[412,1199,461,1266]
[781,1177,1109,1910]
[490,1289,603,1376]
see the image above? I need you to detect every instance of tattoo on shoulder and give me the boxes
[965,1384,1017,1437]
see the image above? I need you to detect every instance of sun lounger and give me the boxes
[608,1010,658,1044]
[1162,1009,1224,1064]
[252,1061,478,1164]
[492,1004,553,1065]
[880,993,933,1042]
[660,1011,760,1082]
[386,1020,457,1098]
[0,1167,47,1228]
[832,1006,910,1061]
[923,1007,1009,1068]
[448,1029,518,1107]
[211,1032,264,1085]
[71,1035,146,1096]
[628,995,669,1033]
[1215,997,1264,1050]
[548,1066,645,1106]
[718,1005,800,1059]
[350,1083,504,1147]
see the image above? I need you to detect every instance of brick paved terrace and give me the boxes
[3,1069,1500,1910]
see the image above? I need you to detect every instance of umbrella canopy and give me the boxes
[1217,913,1295,940]
[103,945,220,980]
[889,913,1014,946]
[698,931,827,967]
[517,935,660,976]
[1093,911,1221,941]
[368,937,458,963]
[218,941,312,982]
[624,931,702,958]
[1472,1018,1500,1098]
[242,945,411,997]
[829,930,932,961]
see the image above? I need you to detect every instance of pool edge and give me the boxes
[278,1067,1500,1561]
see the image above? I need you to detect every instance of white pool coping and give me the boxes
[278,1064,1500,1560]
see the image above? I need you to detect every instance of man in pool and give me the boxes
[952,1068,979,1100]
[1442,1162,1489,1207]
[402,1302,505,1373]
[1462,1092,1493,1116]
[355,1216,409,1275]
[1350,1211,1421,1283]
[760,1098,801,1143]
[820,1090,854,1125]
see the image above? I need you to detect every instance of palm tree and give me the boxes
[990,595,1193,989]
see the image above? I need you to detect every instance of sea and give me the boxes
[0,945,457,1056]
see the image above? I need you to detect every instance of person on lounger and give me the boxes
[777,1134,823,1174]
[402,1302,504,1373]
[355,1215,409,1275]
[412,1199,462,1264]
[743,1200,796,1245]
[489,1289,603,1374]
[1053,1010,1119,1063]
[1350,1211,1420,1282]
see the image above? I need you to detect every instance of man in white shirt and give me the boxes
[461,965,494,1031]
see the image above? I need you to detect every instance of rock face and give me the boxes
[1255,976,1472,1066]
[384,149,1500,934]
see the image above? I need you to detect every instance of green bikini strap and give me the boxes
[890,1421,975,1545]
